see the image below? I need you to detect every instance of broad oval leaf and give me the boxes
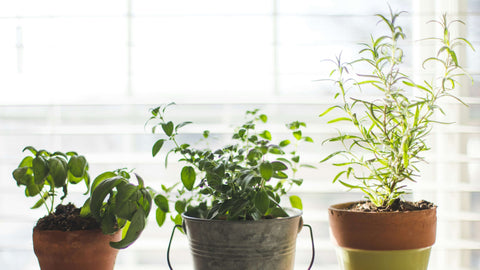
[162,121,174,137]
[152,139,165,157]
[154,194,169,212]
[259,130,272,140]
[32,156,48,185]
[292,130,302,140]
[181,166,196,191]
[68,155,87,178]
[156,208,167,227]
[271,161,288,171]
[175,200,186,214]
[255,190,270,215]
[279,140,291,147]
[289,195,303,210]
[90,176,125,219]
[48,157,68,187]
[259,162,273,181]
[12,167,29,186]
[91,171,118,194]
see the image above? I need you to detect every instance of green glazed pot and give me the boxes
[329,201,437,270]
[336,247,432,270]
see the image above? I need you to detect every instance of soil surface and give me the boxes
[347,199,435,212]
[34,203,100,231]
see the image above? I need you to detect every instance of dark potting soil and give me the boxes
[347,199,435,212]
[34,203,100,231]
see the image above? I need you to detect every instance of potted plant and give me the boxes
[12,147,152,270]
[320,8,474,270]
[147,104,315,270]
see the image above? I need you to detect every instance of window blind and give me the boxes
[0,1,478,269]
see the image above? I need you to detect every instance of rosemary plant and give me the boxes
[320,9,474,208]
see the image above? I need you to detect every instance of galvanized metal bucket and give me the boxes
[167,208,315,270]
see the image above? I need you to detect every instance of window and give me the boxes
[0,1,478,269]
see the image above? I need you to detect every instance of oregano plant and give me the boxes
[320,9,474,208]
[147,103,314,227]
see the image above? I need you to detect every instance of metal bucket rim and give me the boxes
[181,207,303,223]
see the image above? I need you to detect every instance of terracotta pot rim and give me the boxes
[328,201,437,214]
[33,227,103,233]
[328,200,437,250]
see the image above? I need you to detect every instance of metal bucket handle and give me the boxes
[167,222,315,270]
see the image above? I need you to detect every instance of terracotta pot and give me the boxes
[33,228,122,270]
[328,201,437,270]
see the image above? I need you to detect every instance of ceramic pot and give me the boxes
[328,201,437,270]
[33,228,122,270]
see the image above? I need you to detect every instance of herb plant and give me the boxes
[12,146,90,214]
[12,147,152,249]
[320,9,474,208]
[89,169,153,249]
[147,104,314,226]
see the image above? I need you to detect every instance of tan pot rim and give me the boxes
[328,201,437,251]
[328,201,438,214]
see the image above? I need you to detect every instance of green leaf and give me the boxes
[115,183,139,220]
[255,190,270,215]
[154,194,169,212]
[319,105,341,117]
[19,156,34,167]
[31,192,49,209]
[292,179,303,186]
[175,200,186,214]
[162,121,174,137]
[271,161,288,171]
[25,176,41,197]
[156,208,167,227]
[22,146,37,155]
[32,156,48,185]
[48,157,68,188]
[90,176,125,219]
[68,155,87,178]
[152,139,165,157]
[12,167,30,186]
[80,198,91,217]
[279,140,290,147]
[270,207,288,218]
[289,195,303,210]
[99,208,118,235]
[292,130,302,140]
[259,114,268,123]
[91,171,118,194]
[303,136,314,143]
[259,162,273,181]
[181,166,196,191]
[332,171,346,183]
[259,130,272,140]
[175,121,192,131]
[327,117,352,124]
[110,209,146,249]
